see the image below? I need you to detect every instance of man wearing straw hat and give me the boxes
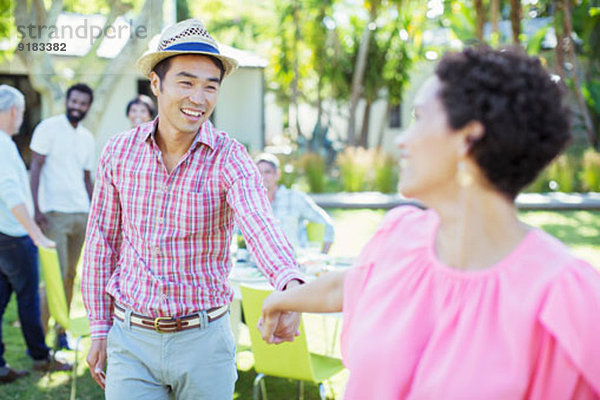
[81,19,304,398]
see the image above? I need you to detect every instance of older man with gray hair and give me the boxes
[256,153,335,254]
[0,85,70,385]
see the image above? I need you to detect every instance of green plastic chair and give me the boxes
[306,222,325,245]
[39,247,90,400]
[240,285,344,400]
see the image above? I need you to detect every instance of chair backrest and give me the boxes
[38,247,70,329]
[240,285,316,382]
[306,222,325,245]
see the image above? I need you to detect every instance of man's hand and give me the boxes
[259,280,302,344]
[87,338,107,389]
[34,210,48,231]
[270,310,301,343]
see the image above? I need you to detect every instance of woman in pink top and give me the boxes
[259,46,600,399]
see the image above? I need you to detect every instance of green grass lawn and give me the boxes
[1,209,598,399]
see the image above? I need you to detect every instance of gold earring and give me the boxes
[457,161,473,187]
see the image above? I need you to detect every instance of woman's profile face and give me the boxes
[128,103,153,127]
[396,76,463,201]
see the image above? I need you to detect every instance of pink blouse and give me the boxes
[341,206,600,399]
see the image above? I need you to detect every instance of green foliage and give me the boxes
[527,146,600,194]
[277,154,299,189]
[336,147,372,192]
[580,149,600,191]
[299,152,327,193]
[334,146,398,192]
[373,150,399,193]
[526,25,550,55]
[0,0,16,62]
[526,167,552,193]
[547,154,580,192]
[444,1,477,43]
[570,0,600,146]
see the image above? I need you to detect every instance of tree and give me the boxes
[11,0,162,133]
[510,0,522,44]
[358,2,414,148]
[490,0,500,45]
[555,0,598,148]
[474,0,485,42]
[346,0,380,146]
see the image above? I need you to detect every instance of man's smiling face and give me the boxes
[151,54,222,136]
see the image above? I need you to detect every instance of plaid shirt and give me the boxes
[82,120,302,339]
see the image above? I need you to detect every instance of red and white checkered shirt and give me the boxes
[82,119,302,339]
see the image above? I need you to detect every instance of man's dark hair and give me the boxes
[152,55,225,90]
[435,46,571,199]
[66,83,94,104]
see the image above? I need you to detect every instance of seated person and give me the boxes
[126,94,156,128]
[256,153,334,254]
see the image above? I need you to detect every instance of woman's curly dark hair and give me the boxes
[435,46,571,199]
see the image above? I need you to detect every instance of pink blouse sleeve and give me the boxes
[527,325,599,399]
[532,261,600,397]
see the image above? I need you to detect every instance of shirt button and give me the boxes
[158,217,164,224]
[161,185,168,192]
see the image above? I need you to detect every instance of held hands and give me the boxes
[258,291,301,344]
[87,338,107,389]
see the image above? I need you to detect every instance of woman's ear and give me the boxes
[459,121,485,156]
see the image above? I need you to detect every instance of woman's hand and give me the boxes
[258,291,286,343]
[257,271,347,343]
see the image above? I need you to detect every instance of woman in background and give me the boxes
[126,94,155,128]
[259,46,600,399]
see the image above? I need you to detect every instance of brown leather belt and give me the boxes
[113,304,229,333]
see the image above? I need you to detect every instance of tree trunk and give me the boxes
[347,2,378,146]
[85,0,163,132]
[358,100,371,148]
[376,102,392,150]
[15,0,64,117]
[554,21,567,79]
[14,0,162,134]
[474,0,485,42]
[510,0,522,45]
[312,74,323,152]
[490,0,500,46]
[559,0,597,147]
[291,0,303,139]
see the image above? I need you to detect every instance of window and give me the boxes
[389,103,402,129]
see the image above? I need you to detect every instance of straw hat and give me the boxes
[137,19,238,78]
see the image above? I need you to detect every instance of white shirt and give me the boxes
[30,114,95,213]
[0,130,33,236]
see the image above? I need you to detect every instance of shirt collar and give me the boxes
[142,117,216,151]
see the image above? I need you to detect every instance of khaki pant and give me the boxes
[40,211,88,334]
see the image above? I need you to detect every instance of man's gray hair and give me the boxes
[0,84,25,112]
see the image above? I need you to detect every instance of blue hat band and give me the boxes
[163,42,220,55]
